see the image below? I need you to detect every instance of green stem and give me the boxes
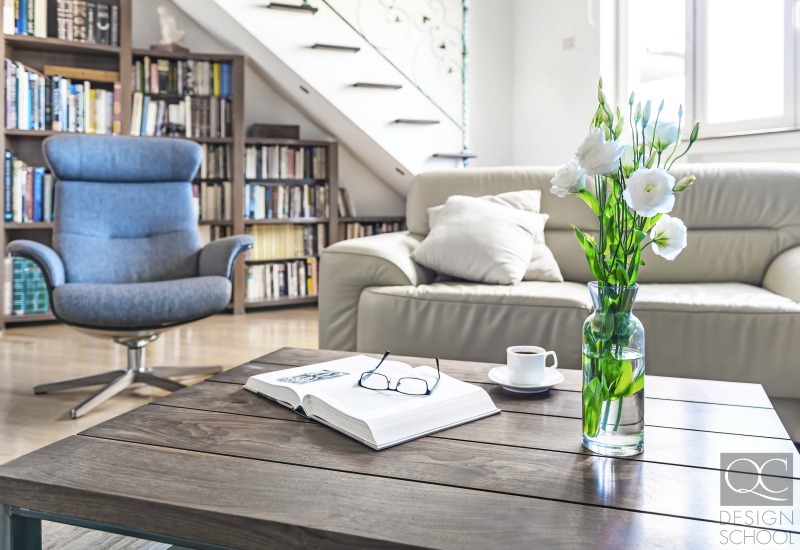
[601,398,612,432]
[613,396,624,431]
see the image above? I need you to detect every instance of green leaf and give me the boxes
[575,190,600,216]
[613,361,633,398]
[642,214,662,232]
[629,373,645,396]
[583,377,603,437]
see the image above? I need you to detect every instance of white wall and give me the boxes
[132,0,405,215]
[467,0,514,167]
[510,0,602,166]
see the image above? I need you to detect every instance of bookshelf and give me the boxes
[0,0,132,328]
[242,137,337,309]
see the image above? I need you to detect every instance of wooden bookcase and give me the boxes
[241,137,337,310]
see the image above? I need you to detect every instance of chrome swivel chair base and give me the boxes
[33,334,222,419]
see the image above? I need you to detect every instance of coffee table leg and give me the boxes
[1,506,41,550]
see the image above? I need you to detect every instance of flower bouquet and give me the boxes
[550,78,700,456]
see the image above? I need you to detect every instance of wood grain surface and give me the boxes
[1,347,798,550]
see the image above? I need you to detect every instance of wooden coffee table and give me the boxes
[1,348,799,549]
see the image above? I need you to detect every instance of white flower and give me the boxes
[650,215,687,260]
[575,128,625,177]
[644,121,679,153]
[622,167,676,217]
[550,158,586,197]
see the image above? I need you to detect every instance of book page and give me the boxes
[312,363,476,421]
[245,355,378,405]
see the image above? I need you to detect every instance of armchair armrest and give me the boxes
[198,235,254,279]
[319,231,435,351]
[763,245,800,302]
[6,239,65,289]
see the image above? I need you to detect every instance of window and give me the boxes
[619,0,799,136]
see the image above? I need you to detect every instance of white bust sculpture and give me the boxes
[157,6,186,46]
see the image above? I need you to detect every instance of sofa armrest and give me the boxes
[319,231,435,351]
[198,235,254,279]
[763,246,800,302]
[6,239,65,289]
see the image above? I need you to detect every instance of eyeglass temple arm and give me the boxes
[364,350,391,377]
[427,357,442,394]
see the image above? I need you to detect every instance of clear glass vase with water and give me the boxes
[582,282,645,456]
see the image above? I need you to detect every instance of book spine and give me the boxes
[43,172,53,220]
[2,0,14,34]
[44,75,52,129]
[51,74,61,131]
[85,0,94,42]
[3,150,12,221]
[94,2,108,44]
[64,0,72,41]
[24,166,33,222]
[109,3,117,46]
[11,159,22,222]
[32,166,43,221]
[111,82,122,135]
[12,258,24,314]
[26,0,33,35]
[34,0,47,37]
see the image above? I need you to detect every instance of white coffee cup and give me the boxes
[506,346,558,386]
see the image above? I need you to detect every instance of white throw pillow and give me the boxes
[411,196,537,285]
[427,189,542,229]
[427,190,563,283]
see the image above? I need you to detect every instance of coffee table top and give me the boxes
[1,347,799,549]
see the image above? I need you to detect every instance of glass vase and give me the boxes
[582,282,645,456]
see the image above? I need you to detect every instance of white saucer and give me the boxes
[488,366,564,393]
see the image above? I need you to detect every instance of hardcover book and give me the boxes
[244,355,500,450]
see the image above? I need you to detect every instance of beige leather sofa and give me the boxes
[320,165,800,432]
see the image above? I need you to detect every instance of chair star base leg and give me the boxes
[36,336,224,419]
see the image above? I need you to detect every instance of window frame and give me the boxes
[617,0,800,138]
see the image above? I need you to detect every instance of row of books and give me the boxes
[198,224,232,247]
[338,221,405,241]
[130,92,230,138]
[2,0,120,46]
[2,257,49,315]
[133,58,232,98]
[3,151,55,222]
[5,60,121,133]
[244,145,328,180]
[198,144,230,180]
[244,183,328,220]
[246,224,326,261]
[193,181,231,222]
[336,187,357,217]
[245,258,319,303]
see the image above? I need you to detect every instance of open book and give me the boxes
[244,355,500,450]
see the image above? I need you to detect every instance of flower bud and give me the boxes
[634,102,642,122]
[690,122,700,142]
[629,92,635,107]
[658,99,665,113]
[673,175,696,192]
[613,116,625,137]
[642,101,652,127]
[645,152,656,168]
[678,104,684,118]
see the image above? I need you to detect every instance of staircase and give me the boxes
[171,0,469,196]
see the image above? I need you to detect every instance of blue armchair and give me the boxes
[6,135,253,419]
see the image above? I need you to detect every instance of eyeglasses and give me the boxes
[358,351,441,396]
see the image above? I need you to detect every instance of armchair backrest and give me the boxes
[44,135,202,284]
[406,164,800,285]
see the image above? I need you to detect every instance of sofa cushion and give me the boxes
[411,196,539,285]
[636,283,800,313]
[53,276,232,329]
